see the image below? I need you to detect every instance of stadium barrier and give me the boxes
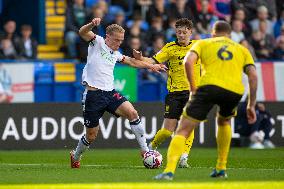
[0,61,283,103]
[1,102,283,150]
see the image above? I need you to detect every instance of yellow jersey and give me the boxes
[190,36,254,95]
[153,40,201,92]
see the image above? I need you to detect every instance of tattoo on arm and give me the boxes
[245,65,257,107]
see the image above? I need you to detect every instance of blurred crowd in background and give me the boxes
[0,0,284,61]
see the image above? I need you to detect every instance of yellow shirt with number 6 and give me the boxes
[190,36,254,95]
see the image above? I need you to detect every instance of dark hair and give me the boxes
[175,18,193,30]
[213,21,231,34]
[21,24,32,31]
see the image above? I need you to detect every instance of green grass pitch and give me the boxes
[0,148,283,189]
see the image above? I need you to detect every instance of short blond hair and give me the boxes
[106,24,125,34]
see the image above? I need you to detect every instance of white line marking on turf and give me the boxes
[1,163,284,171]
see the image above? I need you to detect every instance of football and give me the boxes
[142,150,163,169]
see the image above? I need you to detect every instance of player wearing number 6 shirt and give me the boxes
[70,18,166,168]
[155,21,258,180]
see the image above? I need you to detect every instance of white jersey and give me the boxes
[82,35,124,91]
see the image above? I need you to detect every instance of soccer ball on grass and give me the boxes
[142,150,163,169]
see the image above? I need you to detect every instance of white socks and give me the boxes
[74,135,90,160]
[130,118,149,152]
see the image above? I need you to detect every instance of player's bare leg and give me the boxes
[71,127,99,168]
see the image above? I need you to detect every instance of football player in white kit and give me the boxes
[70,18,166,168]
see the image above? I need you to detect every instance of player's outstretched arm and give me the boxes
[78,18,101,42]
[132,49,156,64]
[184,51,198,93]
[122,56,167,73]
[245,65,258,124]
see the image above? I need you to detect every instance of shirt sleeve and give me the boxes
[152,45,170,63]
[89,35,103,46]
[190,40,202,58]
[242,47,255,73]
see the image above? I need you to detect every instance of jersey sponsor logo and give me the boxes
[100,49,116,64]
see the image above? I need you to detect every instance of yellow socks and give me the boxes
[164,135,186,173]
[150,128,173,149]
[216,124,232,170]
[183,130,194,155]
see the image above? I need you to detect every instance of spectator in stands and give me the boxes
[195,0,213,14]
[147,35,165,56]
[111,10,127,29]
[111,0,133,14]
[196,0,217,34]
[126,12,149,32]
[276,25,284,42]
[250,6,274,36]
[276,0,284,19]
[210,0,232,22]
[0,38,19,59]
[231,19,245,43]
[96,0,109,19]
[235,102,275,149]
[18,25,37,59]
[123,36,144,57]
[138,35,166,82]
[65,0,88,59]
[191,32,202,40]
[232,8,251,38]
[231,0,276,21]
[126,20,148,49]
[250,20,275,60]
[86,5,106,36]
[140,35,167,82]
[146,0,169,27]
[167,0,195,22]
[274,35,284,60]
[148,16,165,42]
[165,17,177,42]
[0,20,20,54]
[274,9,284,38]
[256,0,277,21]
[240,39,257,61]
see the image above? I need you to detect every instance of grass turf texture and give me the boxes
[0,148,283,189]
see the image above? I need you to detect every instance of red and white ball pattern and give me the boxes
[143,150,163,169]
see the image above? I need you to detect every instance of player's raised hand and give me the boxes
[132,49,142,60]
[247,106,257,124]
[91,18,101,26]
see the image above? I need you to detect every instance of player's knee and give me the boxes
[127,109,138,121]
[86,129,99,143]
[217,117,230,126]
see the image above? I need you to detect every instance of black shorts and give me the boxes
[82,89,127,128]
[184,85,242,121]
[164,90,189,120]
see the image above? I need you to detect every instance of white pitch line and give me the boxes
[1,163,284,171]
